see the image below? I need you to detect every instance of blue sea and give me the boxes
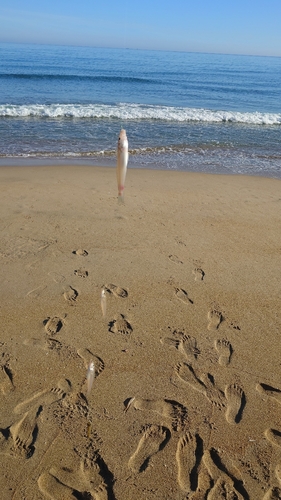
[0,43,281,177]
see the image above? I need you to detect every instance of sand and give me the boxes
[0,164,281,500]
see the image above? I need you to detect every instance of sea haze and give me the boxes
[0,43,280,177]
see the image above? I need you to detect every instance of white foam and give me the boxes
[0,103,280,125]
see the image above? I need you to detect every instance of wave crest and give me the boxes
[0,103,280,125]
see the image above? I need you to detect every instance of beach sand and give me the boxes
[1,165,281,499]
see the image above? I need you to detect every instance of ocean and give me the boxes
[0,42,281,177]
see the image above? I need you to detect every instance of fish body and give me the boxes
[101,288,106,317]
[116,129,129,201]
[86,360,95,397]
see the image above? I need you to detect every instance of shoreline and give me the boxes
[0,159,280,180]
[1,165,281,499]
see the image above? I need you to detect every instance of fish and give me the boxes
[116,129,129,202]
[86,360,95,398]
[100,287,106,317]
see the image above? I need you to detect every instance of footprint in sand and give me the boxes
[262,464,281,500]
[203,448,247,499]
[38,472,76,500]
[256,382,281,405]
[207,309,223,330]
[43,316,64,335]
[0,348,14,395]
[192,267,205,281]
[161,333,200,360]
[105,283,128,298]
[174,362,226,409]
[64,286,79,305]
[74,268,88,278]
[175,288,193,305]
[128,424,168,473]
[108,314,132,336]
[191,466,212,500]
[77,348,105,381]
[265,428,281,448]
[262,487,281,500]
[48,271,66,284]
[40,458,111,500]
[125,397,188,432]
[72,249,88,256]
[0,406,40,458]
[225,384,245,424]
[176,431,197,494]
[169,254,183,264]
[14,378,71,415]
[215,339,233,366]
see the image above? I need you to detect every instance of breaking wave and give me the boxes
[1,103,280,125]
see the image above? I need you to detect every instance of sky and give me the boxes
[0,0,281,57]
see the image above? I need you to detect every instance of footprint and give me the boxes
[64,286,78,305]
[72,249,88,256]
[128,424,168,473]
[14,378,71,415]
[0,406,40,459]
[175,288,193,305]
[77,348,105,379]
[200,373,226,409]
[176,432,197,493]
[43,316,64,335]
[262,487,281,500]
[9,406,40,458]
[105,283,128,298]
[38,472,76,499]
[48,271,66,283]
[108,314,132,335]
[161,333,200,360]
[203,448,247,499]
[175,362,206,396]
[191,466,212,500]
[215,339,233,366]
[193,267,205,281]
[169,255,183,264]
[256,383,281,405]
[225,384,245,424]
[265,428,281,448]
[74,269,88,278]
[48,458,108,498]
[207,309,223,330]
[175,363,226,409]
[0,348,14,395]
[91,483,110,500]
[208,477,244,500]
[126,397,188,432]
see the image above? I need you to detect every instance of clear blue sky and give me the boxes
[1,0,281,57]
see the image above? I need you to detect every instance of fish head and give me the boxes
[118,129,128,151]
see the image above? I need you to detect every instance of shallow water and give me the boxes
[0,43,280,177]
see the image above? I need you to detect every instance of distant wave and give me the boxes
[0,73,157,84]
[1,103,280,125]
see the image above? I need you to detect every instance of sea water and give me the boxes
[0,43,280,177]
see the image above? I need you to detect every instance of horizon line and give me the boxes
[0,40,281,59]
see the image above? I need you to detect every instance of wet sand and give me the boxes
[1,165,281,499]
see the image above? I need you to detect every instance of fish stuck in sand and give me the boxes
[116,129,129,202]
[86,360,95,398]
[100,288,106,317]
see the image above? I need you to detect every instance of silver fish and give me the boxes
[86,360,95,397]
[116,129,129,202]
